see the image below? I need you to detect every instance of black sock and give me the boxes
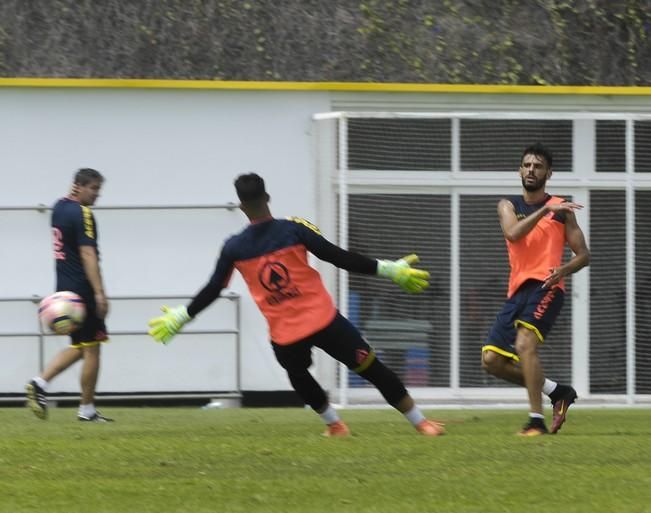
[528,416,546,427]
[549,384,569,403]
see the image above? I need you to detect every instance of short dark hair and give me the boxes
[521,143,553,168]
[74,168,104,186]
[234,173,267,202]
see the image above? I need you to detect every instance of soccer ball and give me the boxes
[38,291,86,335]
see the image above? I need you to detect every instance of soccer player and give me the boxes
[148,173,444,437]
[26,168,113,422]
[481,143,590,436]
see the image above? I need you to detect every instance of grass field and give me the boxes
[1,407,650,513]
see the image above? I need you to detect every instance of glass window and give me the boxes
[596,120,626,173]
[460,120,573,172]
[347,194,450,386]
[459,195,509,387]
[635,190,651,393]
[590,190,627,393]
[635,120,651,173]
[347,118,451,171]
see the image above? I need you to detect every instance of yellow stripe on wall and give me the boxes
[1,78,651,95]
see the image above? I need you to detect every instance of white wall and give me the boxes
[2,86,649,396]
[0,87,330,393]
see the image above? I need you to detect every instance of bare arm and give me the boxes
[498,198,585,242]
[80,245,108,319]
[498,199,545,242]
[542,210,591,289]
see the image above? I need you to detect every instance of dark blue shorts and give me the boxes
[272,312,374,373]
[482,279,564,361]
[68,292,109,347]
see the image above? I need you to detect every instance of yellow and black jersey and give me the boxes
[51,196,99,297]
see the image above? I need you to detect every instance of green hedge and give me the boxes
[1,0,649,85]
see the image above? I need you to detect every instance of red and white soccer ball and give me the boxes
[38,291,86,335]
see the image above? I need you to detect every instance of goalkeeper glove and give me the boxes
[376,254,430,293]
[147,305,191,344]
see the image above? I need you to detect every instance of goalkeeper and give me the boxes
[149,173,443,437]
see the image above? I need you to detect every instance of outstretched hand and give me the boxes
[377,254,430,293]
[549,201,583,214]
[147,305,191,344]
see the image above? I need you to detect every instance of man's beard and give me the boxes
[522,176,546,192]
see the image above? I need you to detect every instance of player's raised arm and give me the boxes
[498,198,545,242]
[292,219,430,293]
[148,248,235,344]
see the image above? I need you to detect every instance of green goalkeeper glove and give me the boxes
[377,254,430,293]
[147,305,191,344]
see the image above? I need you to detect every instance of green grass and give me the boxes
[1,407,650,513]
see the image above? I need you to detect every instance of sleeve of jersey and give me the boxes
[295,222,377,275]
[186,249,235,318]
[76,205,98,247]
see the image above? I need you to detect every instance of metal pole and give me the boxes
[625,118,636,404]
[337,115,350,408]
[0,203,239,211]
[450,117,461,391]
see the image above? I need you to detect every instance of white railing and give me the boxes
[0,293,241,402]
[1,201,244,402]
